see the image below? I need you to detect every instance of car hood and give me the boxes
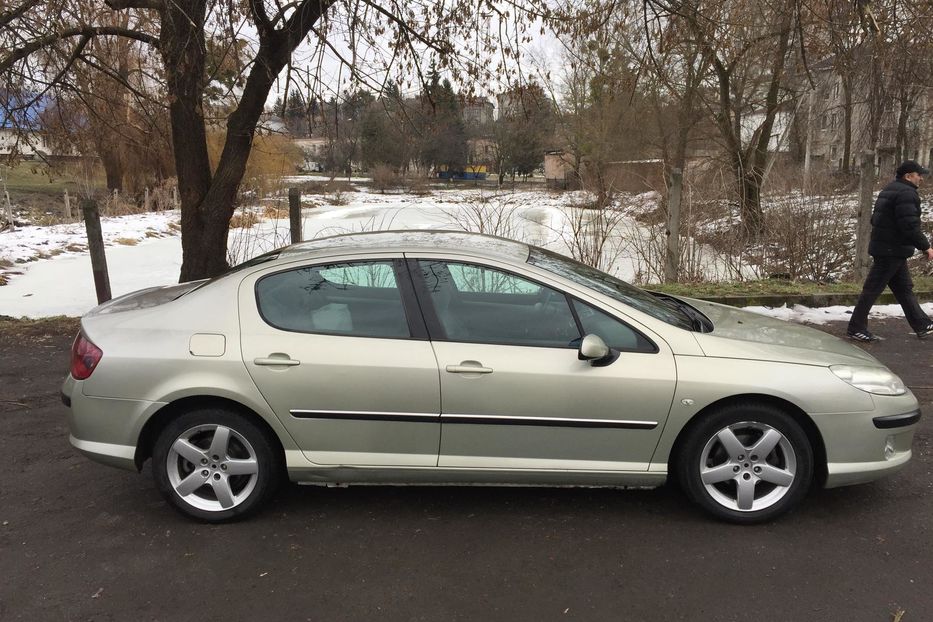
[85,280,208,316]
[684,298,880,367]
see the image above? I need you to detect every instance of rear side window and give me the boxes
[256,261,410,338]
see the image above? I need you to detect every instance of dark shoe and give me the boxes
[847,330,883,342]
[917,324,933,339]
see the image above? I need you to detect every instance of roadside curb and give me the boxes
[694,290,933,308]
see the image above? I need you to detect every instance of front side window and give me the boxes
[572,300,655,353]
[417,260,579,347]
[256,261,409,338]
[528,248,694,330]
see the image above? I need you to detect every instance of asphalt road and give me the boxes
[0,318,931,622]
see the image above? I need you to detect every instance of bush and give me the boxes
[371,164,400,194]
[207,132,302,196]
[761,194,855,282]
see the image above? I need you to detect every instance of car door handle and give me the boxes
[253,356,300,367]
[446,363,493,374]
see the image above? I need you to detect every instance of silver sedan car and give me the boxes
[62,231,921,523]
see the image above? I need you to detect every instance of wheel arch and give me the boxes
[134,395,286,471]
[666,393,827,486]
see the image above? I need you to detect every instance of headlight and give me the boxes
[830,365,907,396]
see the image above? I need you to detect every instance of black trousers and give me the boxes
[848,256,931,333]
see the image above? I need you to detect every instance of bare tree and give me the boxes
[2,0,561,280]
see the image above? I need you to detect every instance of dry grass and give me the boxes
[229,212,260,229]
[405,176,433,196]
[114,237,138,246]
[297,179,357,195]
[0,315,81,338]
[262,204,289,219]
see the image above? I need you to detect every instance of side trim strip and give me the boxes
[442,414,658,430]
[290,410,439,423]
[873,409,921,429]
[289,410,659,430]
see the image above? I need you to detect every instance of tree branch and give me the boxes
[356,0,444,51]
[0,27,159,75]
[0,0,44,29]
[104,0,164,10]
[281,0,334,49]
[249,0,274,37]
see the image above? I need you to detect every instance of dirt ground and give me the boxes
[0,315,931,622]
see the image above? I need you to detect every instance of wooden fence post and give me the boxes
[81,199,112,304]
[664,167,683,283]
[288,187,302,244]
[855,151,875,282]
[144,187,151,212]
[3,191,13,231]
[63,189,72,220]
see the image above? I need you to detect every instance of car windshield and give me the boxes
[527,247,695,330]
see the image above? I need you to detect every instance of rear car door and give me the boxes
[239,256,441,466]
[409,257,677,471]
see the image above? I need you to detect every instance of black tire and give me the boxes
[677,402,813,524]
[152,408,282,522]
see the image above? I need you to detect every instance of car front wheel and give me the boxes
[678,402,813,524]
[152,408,281,522]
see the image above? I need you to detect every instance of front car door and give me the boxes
[409,257,676,471]
[239,256,441,467]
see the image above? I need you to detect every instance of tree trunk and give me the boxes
[161,0,331,280]
[100,149,124,193]
[895,95,910,163]
[842,77,853,174]
[159,0,214,280]
[739,161,764,238]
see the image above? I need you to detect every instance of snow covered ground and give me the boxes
[1,185,930,323]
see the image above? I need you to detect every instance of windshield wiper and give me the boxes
[651,293,712,333]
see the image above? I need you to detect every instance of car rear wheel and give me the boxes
[678,402,813,524]
[152,408,281,522]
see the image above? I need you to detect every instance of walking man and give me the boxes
[848,160,933,341]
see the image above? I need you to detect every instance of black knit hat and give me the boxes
[896,160,930,177]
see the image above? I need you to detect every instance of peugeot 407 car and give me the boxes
[62,231,921,523]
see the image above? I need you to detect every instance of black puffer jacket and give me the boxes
[869,178,931,257]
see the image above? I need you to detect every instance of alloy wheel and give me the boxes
[698,421,797,512]
[165,424,260,513]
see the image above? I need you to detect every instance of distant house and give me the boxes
[461,97,495,126]
[1,91,55,158]
[292,137,329,172]
[799,55,933,174]
[467,137,496,168]
[544,150,577,190]
[545,151,667,193]
[0,126,53,158]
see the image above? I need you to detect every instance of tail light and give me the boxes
[71,332,103,380]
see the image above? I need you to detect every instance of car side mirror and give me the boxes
[578,334,619,367]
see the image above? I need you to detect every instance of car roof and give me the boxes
[279,230,532,263]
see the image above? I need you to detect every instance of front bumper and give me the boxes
[815,393,921,488]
